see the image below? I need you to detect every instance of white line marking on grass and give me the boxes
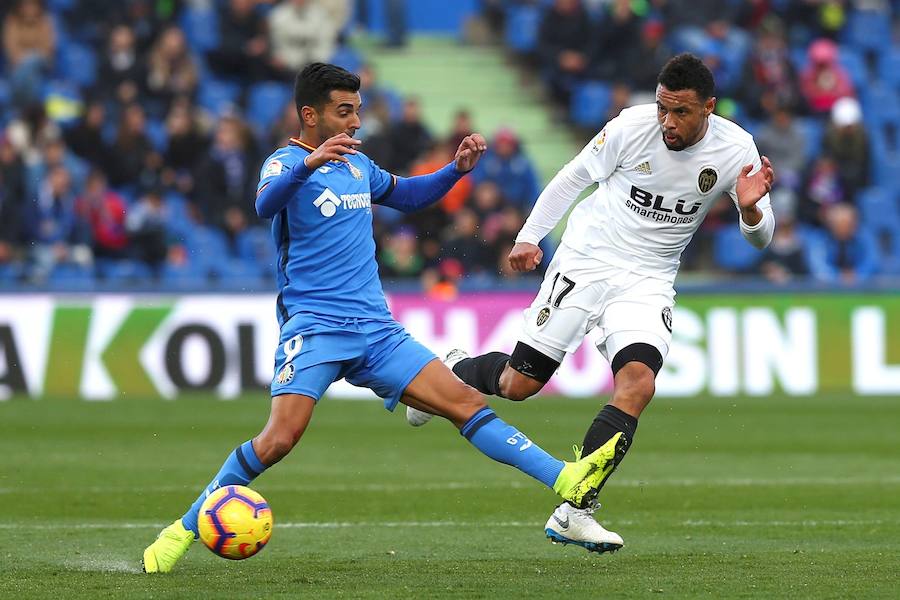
[3,475,898,496]
[1,518,894,531]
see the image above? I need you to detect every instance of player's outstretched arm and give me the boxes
[376,134,487,213]
[512,156,595,260]
[255,134,361,218]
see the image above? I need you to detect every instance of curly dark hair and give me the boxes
[657,53,715,99]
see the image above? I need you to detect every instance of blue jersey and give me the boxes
[257,138,396,327]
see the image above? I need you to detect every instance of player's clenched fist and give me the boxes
[508,242,543,272]
[303,133,361,170]
[454,133,488,173]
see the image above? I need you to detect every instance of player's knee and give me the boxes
[612,363,656,415]
[255,429,301,465]
[498,368,543,402]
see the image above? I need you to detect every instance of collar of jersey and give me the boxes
[289,138,317,153]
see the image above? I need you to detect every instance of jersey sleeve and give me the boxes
[728,142,776,249]
[257,150,302,193]
[366,155,396,203]
[575,115,626,183]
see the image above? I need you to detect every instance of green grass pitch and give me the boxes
[1,392,897,599]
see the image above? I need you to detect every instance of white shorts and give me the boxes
[519,247,675,366]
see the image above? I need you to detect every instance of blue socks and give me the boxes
[460,408,564,488]
[180,440,267,536]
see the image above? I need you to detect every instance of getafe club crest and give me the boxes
[276,363,295,384]
[697,166,718,194]
[536,307,551,326]
[661,307,673,333]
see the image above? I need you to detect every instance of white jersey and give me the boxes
[516,104,774,281]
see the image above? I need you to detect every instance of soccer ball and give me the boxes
[197,485,273,560]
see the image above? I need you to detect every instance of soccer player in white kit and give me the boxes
[407,54,776,553]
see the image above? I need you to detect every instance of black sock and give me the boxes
[567,404,638,507]
[582,404,638,457]
[452,352,509,396]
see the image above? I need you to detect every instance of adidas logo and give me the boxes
[634,161,652,175]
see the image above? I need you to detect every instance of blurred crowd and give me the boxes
[1,0,899,292]
[490,0,900,284]
[0,0,543,294]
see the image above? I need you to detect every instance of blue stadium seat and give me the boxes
[186,226,231,272]
[857,187,900,231]
[570,81,611,128]
[878,48,900,90]
[198,79,240,116]
[330,47,362,73]
[145,118,168,152]
[713,227,763,272]
[48,263,95,290]
[841,10,892,54]
[56,41,97,89]
[861,82,900,128]
[0,79,9,110]
[794,117,825,162]
[837,48,869,89]
[95,259,153,282]
[247,82,292,131]
[180,7,220,53]
[872,151,900,189]
[505,5,540,54]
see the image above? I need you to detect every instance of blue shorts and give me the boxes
[269,315,436,410]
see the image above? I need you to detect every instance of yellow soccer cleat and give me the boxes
[552,432,627,507]
[142,519,195,573]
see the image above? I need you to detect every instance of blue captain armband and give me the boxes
[376,162,465,213]
[256,159,314,218]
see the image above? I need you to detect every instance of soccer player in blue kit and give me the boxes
[142,63,624,572]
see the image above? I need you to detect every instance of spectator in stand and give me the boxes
[26,165,91,280]
[379,226,424,279]
[409,141,472,215]
[209,0,271,82]
[755,104,807,190]
[268,0,339,73]
[4,103,60,167]
[808,203,880,284]
[164,98,210,174]
[800,39,854,115]
[537,0,592,105]
[107,103,154,188]
[757,205,809,284]
[98,25,146,102]
[799,155,847,227]
[64,99,110,170]
[472,128,539,210]
[736,17,803,118]
[823,96,869,195]
[126,188,171,272]
[387,98,433,174]
[193,115,259,231]
[0,138,25,266]
[448,109,475,152]
[25,137,88,201]
[76,169,129,260]
[2,0,56,108]
[146,25,198,109]
[592,0,642,82]
[267,101,302,149]
[442,208,488,274]
[627,19,671,93]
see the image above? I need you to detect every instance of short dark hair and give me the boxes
[294,62,361,114]
[657,53,715,99]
